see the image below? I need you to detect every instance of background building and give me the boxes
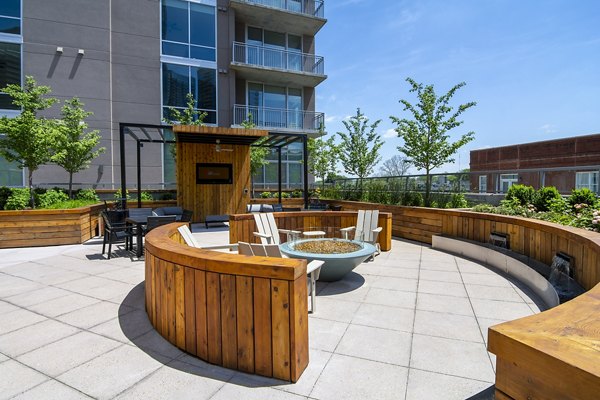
[470,133,600,194]
[0,0,326,190]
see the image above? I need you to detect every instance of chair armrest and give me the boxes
[279,229,301,235]
[200,243,239,251]
[307,260,324,274]
[372,227,383,233]
[253,232,271,239]
[340,226,355,233]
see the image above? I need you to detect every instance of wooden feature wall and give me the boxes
[228,211,393,252]
[0,204,102,249]
[176,142,251,223]
[144,223,309,382]
[323,200,600,290]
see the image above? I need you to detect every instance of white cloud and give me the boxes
[384,128,397,138]
[540,124,557,134]
[325,115,338,123]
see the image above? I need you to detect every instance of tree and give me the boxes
[243,114,269,197]
[379,155,412,177]
[308,133,338,191]
[162,93,206,160]
[336,108,383,191]
[51,98,105,198]
[390,78,476,206]
[0,76,58,207]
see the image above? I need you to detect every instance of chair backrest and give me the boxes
[180,209,193,223]
[238,242,254,256]
[253,213,280,244]
[103,209,128,228]
[177,225,200,248]
[162,206,183,216]
[128,208,153,218]
[247,204,262,213]
[355,210,379,242]
[146,215,177,232]
[272,203,283,212]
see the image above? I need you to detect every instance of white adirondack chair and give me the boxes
[238,241,323,313]
[340,210,383,255]
[177,225,238,251]
[253,213,300,244]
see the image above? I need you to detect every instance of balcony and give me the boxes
[233,104,324,132]
[231,42,326,87]
[229,0,326,36]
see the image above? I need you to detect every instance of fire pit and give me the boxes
[280,238,376,282]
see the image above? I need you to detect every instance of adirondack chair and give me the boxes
[340,210,383,255]
[177,225,238,251]
[238,241,323,313]
[253,213,300,244]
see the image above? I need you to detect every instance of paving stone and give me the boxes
[470,298,534,321]
[0,360,48,400]
[351,302,414,332]
[0,274,45,298]
[277,348,332,397]
[308,317,348,352]
[417,279,468,298]
[405,368,494,400]
[364,287,416,309]
[415,293,475,317]
[465,283,524,302]
[28,293,100,318]
[369,276,418,292]
[55,276,119,294]
[11,379,91,400]
[132,329,184,359]
[116,361,227,400]
[317,273,370,302]
[476,317,508,345]
[419,260,459,272]
[354,265,419,279]
[17,331,122,376]
[57,301,134,329]
[460,272,513,287]
[89,310,153,344]
[84,280,135,301]
[336,324,412,366]
[311,354,408,400]
[0,308,46,335]
[5,286,72,308]
[418,269,463,283]
[413,310,483,343]
[0,319,80,357]
[410,334,495,382]
[212,383,305,400]
[57,345,167,400]
[0,300,20,315]
[0,352,8,363]
[310,297,361,323]
[97,268,144,285]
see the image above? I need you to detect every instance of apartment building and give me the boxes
[0,0,326,190]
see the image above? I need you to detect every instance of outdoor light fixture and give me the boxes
[78,49,85,55]
[56,47,63,53]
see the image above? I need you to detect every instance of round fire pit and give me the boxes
[280,238,376,282]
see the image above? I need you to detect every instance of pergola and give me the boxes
[119,122,310,209]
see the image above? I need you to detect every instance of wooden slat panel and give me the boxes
[220,274,238,370]
[254,278,273,377]
[174,265,186,349]
[184,267,197,355]
[236,276,254,373]
[195,270,209,360]
[206,272,222,365]
[289,275,308,382]
[271,279,291,381]
[166,262,176,344]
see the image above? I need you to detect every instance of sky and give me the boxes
[316,0,600,175]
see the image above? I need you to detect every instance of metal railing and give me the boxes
[240,0,325,18]
[232,42,325,75]
[234,105,324,131]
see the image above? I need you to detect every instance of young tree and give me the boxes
[390,78,476,206]
[379,155,412,177]
[308,134,338,191]
[162,93,206,160]
[243,114,269,197]
[51,98,105,198]
[0,76,58,207]
[336,108,383,191]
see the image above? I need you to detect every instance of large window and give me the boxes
[247,83,303,128]
[0,155,22,186]
[0,0,20,36]
[576,171,599,193]
[161,0,216,62]
[162,62,217,124]
[499,174,518,193]
[0,42,20,110]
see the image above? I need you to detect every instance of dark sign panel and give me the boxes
[196,163,232,184]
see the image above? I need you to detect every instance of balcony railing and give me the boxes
[239,0,325,18]
[232,42,324,75]
[234,105,324,131]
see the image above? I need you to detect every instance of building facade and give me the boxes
[470,133,600,194]
[0,0,326,190]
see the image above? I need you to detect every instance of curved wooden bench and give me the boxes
[144,222,309,382]
[228,211,393,251]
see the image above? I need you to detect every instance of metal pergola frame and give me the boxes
[119,123,310,209]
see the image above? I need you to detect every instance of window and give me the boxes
[161,0,216,62]
[576,171,599,193]
[0,155,22,186]
[499,174,518,193]
[0,0,20,35]
[253,142,304,190]
[0,42,20,110]
[162,62,217,124]
[478,175,487,193]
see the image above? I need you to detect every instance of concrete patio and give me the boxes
[0,226,544,400]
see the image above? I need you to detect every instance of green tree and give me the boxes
[0,76,58,207]
[308,133,338,191]
[162,93,206,160]
[379,155,412,177]
[51,98,105,198]
[390,78,476,206]
[243,114,269,197]
[336,108,383,192]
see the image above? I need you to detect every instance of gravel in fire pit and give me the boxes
[293,240,362,254]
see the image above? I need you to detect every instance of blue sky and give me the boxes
[316,0,600,175]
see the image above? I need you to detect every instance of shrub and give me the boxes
[38,189,69,208]
[260,191,272,198]
[0,186,12,209]
[75,188,100,202]
[281,192,291,199]
[505,184,535,206]
[4,188,30,210]
[568,188,598,209]
[448,193,468,208]
[140,191,153,201]
[160,191,176,200]
[532,186,562,212]
[291,189,303,198]
[401,191,423,206]
[114,189,131,200]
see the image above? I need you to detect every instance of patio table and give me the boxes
[126,215,148,257]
